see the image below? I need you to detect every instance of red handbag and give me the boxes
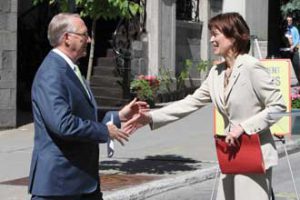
[215,133,265,174]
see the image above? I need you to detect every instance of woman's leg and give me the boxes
[216,168,272,200]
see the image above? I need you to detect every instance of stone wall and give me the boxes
[145,0,176,77]
[176,20,203,86]
[130,39,148,77]
[0,0,17,128]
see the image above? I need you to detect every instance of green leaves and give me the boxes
[177,59,193,90]
[32,0,44,5]
[158,67,174,93]
[292,99,300,109]
[130,79,154,105]
[33,0,141,20]
[196,60,210,73]
[281,0,300,16]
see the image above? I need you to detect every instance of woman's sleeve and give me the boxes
[240,62,287,134]
[150,68,213,130]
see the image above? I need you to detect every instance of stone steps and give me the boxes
[96,57,116,67]
[90,75,122,87]
[93,66,118,77]
[94,95,129,107]
[90,50,129,109]
[91,86,123,99]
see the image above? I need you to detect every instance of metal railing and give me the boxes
[111,0,147,99]
[176,0,200,22]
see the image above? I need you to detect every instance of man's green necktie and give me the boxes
[74,65,90,98]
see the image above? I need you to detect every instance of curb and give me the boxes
[276,137,300,157]
[104,166,218,200]
[104,137,300,200]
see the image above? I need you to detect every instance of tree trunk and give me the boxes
[86,19,96,83]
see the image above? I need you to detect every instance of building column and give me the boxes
[146,1,161,75]
[222,0,269,58]
[223,0,268,40]
[146,0,176,77]
[200,0,211,61]
[0,0,18,128]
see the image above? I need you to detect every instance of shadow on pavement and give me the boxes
[0,157,204,192]
[100,155,201,174]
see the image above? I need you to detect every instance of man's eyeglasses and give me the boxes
[67,31,89,38]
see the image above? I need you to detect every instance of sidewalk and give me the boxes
[0,107,300,200]
[103,135,300,200]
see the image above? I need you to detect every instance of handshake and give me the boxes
[106,98,152,146]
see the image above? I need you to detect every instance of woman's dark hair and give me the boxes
[208,12,250,54]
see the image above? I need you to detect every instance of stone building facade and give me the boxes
[0,0,280,128]
[0,0,17,128]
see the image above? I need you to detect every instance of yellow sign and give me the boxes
[214,59,291,136]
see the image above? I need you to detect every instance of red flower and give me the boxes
[144,75,160,87]
[138,75,160,88]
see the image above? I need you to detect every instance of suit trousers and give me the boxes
[31,190,103,200]
[292,51,300,82]
[216,168,272,200]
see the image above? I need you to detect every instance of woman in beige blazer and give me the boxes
[125,12,286,200]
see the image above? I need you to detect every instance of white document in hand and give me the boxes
[106,114,115,158]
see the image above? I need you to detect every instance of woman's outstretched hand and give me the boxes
[122,111,152,134]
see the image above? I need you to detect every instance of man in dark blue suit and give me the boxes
[28,13,148,200]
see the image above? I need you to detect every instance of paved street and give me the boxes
[0,104,216,199]
[143,151,300,200]
[273,151,300,200]
[99,103,217,172]
[0,104,299,200]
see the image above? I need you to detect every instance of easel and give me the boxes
[251,36,299,200]
[251,35,263,59]
[270,111,300,200]
[274,135,299,200]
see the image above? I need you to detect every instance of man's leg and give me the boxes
[292,51,300,82]
[81,189,103,200]
[31,195,80,200]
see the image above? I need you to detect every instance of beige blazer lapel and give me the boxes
[210,62,227,115]
[216,63,226,106]
[224,55,244,101]
[224,68,240,100]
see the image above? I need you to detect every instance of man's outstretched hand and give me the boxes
[107,123,130,146]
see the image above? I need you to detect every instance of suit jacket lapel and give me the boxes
[84,79,99,119]
[50,51,97,111]
[224,68,240,100]
[217,63,226,106]
[66,66,95,107]
[224,55,243,101]
[211,62,227,115]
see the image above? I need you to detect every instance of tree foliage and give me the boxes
[33,0,141,20]
[32,0,142,81]
[281,0,300,16]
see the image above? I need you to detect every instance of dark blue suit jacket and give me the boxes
[28,51,121,196]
